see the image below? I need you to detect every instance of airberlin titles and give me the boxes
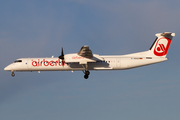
[32,59,68,67]
[32,56,87,67]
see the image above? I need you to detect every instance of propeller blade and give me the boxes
[58,47,64,60]
[61,47,64,57]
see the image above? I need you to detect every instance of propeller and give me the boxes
[58,47,64,60]
[58,47,65,66]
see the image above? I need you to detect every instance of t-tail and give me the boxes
[119,32,175,69]
[148,32,175,58]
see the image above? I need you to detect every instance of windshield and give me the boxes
[14,60,22,63]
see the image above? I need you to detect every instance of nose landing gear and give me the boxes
[11,71,15,77]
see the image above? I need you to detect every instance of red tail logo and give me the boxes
[154,37,171,56]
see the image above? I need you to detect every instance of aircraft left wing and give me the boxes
[78,46,93,58]
[64,46,104,64]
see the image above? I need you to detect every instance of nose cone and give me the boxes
[4,65,12,71]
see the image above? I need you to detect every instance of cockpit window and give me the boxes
[14,60,22,63]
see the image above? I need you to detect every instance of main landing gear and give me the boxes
[81,64,90,79]
[83,70,90,79]
[11,71,15,77]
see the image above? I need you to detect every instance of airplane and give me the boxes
[4,32,175,79]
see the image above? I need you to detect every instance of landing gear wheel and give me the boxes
[83,70,90,79]
[11,72,15,77]
[84,74,89,79]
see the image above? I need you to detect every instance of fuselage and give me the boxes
[4,55,167,72]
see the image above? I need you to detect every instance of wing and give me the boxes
[64,46,104,64]
[78,46,93,58]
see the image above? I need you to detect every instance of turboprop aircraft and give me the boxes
[4,32,175,79]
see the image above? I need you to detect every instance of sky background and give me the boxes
[1,0,180,120]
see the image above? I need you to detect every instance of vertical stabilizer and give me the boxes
[148,32,175,57]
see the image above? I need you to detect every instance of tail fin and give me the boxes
[148,32,175,57]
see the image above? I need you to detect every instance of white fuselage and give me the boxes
[4,55,167,72]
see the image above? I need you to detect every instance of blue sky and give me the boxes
[1,0,180,120]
